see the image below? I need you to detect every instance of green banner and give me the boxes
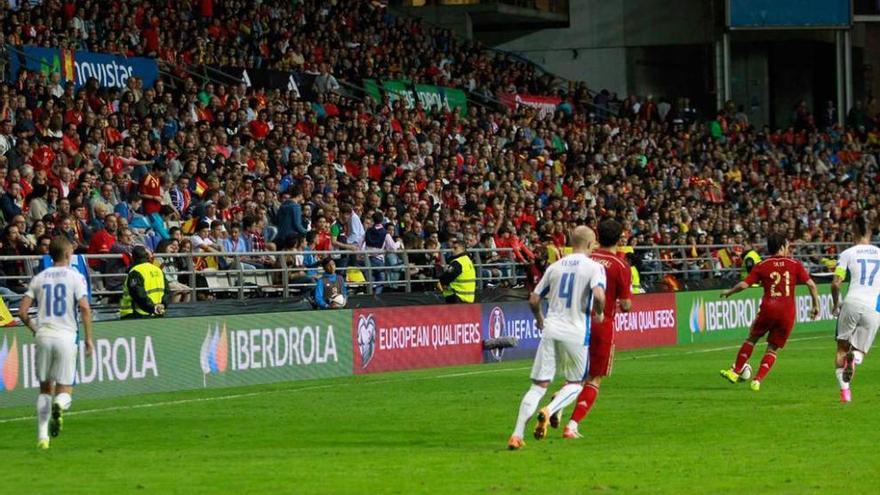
[363,79,468,115]
[0,310,352,408]
[676,283,840,344]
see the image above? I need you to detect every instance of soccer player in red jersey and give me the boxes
[719,233,821,391]
[549,220,632,439]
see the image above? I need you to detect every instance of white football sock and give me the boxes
[512,384,546,438]
[835,368,849,390]
[545,383,582,416]
[54,392,72,411]
[37,394,52,441]
[853,350,865,365]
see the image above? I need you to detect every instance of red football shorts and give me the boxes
[588,322,615,378]
[749,309,795,348]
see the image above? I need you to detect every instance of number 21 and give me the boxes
[769,271,790,297]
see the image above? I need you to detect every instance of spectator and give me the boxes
[276,186,307,246]
[87,213,119,271]
[0,181,23,221]
[156,239,192,304]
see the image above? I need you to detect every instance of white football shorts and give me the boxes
[35,334,78,385]
[530,337,588,383]
[837,300,880,354]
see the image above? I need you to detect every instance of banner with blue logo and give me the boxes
[481,302,543,363]
[9,45,159,89]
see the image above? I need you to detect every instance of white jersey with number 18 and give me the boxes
[836,244,880,309]
[25,266,89,339]
[532,253,606,345]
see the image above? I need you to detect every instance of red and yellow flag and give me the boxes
[60,48,75,82]
[194,177,209,197]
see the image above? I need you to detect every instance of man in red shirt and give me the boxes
[139,164,164,215]
[87,214,118,270]
[720,233,820,390]
[554,220,633,439]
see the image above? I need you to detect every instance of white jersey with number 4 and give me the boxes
[533,253,606,345]
[25,266,89,339]
[836,244,880,309]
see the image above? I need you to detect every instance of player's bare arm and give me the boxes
[528,292,544,330]
[78,297,94,357]
[592,286,606,323]
[806,279,821,320]
[830,273,844,317]
[720,281,749,299]
[18,295,37,335]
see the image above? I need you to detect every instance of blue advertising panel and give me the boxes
[9,46,159,89]
[481,302,543,363]
[729,0,851,28]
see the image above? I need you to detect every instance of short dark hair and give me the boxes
[854,215,870,239]
[372,211,384,225]
[49,236,70,262]
[767,233,787,255]
[597,219,623,248]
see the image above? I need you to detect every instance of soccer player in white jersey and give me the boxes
[507,226,606,450]
[19,236,94,450]
[831,216,880,403]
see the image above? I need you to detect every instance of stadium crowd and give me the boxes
[0,0,879,299]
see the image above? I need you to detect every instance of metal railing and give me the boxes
[0,241,854,310]
[629,242,847,291]
[0,247,528,309]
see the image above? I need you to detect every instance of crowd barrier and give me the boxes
[0,284,841,408]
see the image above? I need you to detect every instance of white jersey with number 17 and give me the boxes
[836,244,880,308]
[533,253,606,345]
[25,266,89,339]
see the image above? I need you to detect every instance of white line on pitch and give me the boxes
[0,334,830,425]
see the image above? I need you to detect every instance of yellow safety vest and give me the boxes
[443,254,476,303]
[631,266,642,294]
[741,250,762,281]
[120,262,166,317]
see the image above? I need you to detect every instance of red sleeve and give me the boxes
[618,262,632,300]
[744,262,761,286]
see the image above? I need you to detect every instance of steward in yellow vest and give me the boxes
[741,247,762,282]
[120,246,169,319]
[439,238,476,303]
[631,265,643,294]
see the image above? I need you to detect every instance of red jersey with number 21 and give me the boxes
[744,256,811,318]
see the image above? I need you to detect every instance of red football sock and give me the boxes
[754,351,777,382]
[733,341,755,374]
[569,384,600,424]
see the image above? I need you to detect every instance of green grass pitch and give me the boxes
[1,329,878,494]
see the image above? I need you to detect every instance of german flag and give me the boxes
[60,48,75,83]
[194,177,209,197]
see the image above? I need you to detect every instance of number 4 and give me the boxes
[559,273,575,308]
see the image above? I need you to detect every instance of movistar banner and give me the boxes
[0,310,352,408]
[677,283,840,344]
[9,45,159,89]
[364,79,467,115]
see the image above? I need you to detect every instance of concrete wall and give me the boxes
[480,0,718,97]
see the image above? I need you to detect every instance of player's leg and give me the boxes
[565,337,613,438]
[509,339,553,449]
[833,301,863,401]
[835,339,853,402]
[34,336,53,449]
[721,321,763,383]
[49,338,78,437]
[535,341,585,439]
[752,320,791,389]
